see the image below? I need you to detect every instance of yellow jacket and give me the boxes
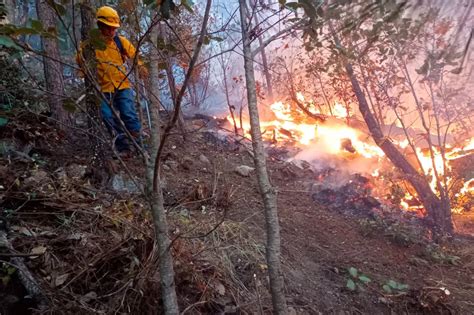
[77,35,142,93]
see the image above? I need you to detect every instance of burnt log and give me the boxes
[340,138,356,153]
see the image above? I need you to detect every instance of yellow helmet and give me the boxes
[96,6,120,28]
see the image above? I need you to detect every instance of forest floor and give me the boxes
[1,113,474,314]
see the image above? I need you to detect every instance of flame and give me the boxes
[464,138,474,151]
[459,179,474,194]
[398,139,409,149]
[333,101,349,119]
[228,98,383,152]
[452,179,474,213]
[296,91,305,103]
[226,95,473,215]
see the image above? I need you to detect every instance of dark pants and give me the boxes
[100,88,141,152]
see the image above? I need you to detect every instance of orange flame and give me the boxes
[226,95,473,215]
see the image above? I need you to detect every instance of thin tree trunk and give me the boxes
[143,2,213,310]
[160,26,187,138]
[239,1,288,313]
[327,18,452,234]
[80,0,107,184]
[145,22,179,314]
[36,0,68,128]
[345,61,452,234]
[219,54,238,134]
[359,63,381,126]
[252,7,274,102]
[316,73,333,115]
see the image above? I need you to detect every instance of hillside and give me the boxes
[1,113,473,314]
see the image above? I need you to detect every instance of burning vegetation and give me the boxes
[225,94,474,225]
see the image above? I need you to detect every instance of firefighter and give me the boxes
[77,6,148,157]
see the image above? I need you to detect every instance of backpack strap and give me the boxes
[113,35,126,64]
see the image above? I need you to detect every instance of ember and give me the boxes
[311,172,380,216]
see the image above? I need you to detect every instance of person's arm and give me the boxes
[120,36,148,79]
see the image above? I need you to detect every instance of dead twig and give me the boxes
[180,300,208,314]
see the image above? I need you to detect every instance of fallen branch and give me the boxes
[0,226,48,309]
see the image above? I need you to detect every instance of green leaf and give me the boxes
[13,27,39,36]
[387,280,398,289]
[51,2,67,16]
[62,100,77,113]
[181,0,194,13]
[0,35,19,49]
[89,29,106,50]
[210,36,224,42]
[348,267,358,278]
[0,117,8,127]
[1,275,11,286]
[382,284,393,293]
[160,0,177,19]
[285,2,300,11]
[396,283,409,291]
[30,20,44,32]
[358,275,371,284]
[346,279,356,291]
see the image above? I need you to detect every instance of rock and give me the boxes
[199,154,211,165]
[162,163,171,171]
[66,164,87,179]
[180,156,194,170]
[0,140,16,156]
[54,167,68,181]
[235,165,254,177]
[165,160,178,171]
[288,307,298,315]
[290,159,312,170]
[109,173,143,194]
[23,170,49,186]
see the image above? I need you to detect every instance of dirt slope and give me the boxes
[1,116,473,314]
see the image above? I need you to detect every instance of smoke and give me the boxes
[290,119,382,184]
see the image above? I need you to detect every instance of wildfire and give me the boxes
[459,179,474,195]
[333,101,349,119]
[226,95,473,215]
[464,138,474,151]
[228,98,383,154]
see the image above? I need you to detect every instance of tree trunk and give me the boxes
[160,26,187,138]
[219,54,238,134]
[0,0,12,24]
[252,9,274,102]
[145,22,179,314]
[344,61,453,234]
[80,0,108,184]
[239,1,288,313]
[36,0,69,128]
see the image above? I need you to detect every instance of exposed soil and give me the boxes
[1,114,473,314]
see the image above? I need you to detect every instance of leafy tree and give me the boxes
[278,0,473,234]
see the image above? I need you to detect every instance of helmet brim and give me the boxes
[97,18,120,28]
